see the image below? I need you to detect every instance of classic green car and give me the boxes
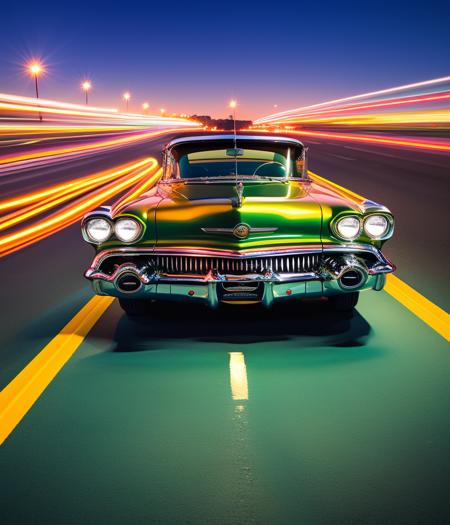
[82,134,395,315]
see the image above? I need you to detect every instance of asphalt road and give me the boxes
[305,137,450,311]
[0,132,449,525]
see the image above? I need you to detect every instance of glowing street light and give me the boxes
[142,102,149,114]
[123,91,131,112]
[81,80,92,105]
[28,61,44,121]
[160,108,166,115]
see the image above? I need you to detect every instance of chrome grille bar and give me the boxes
[151,253,320,275]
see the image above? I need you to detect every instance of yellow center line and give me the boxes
[0,296,114,445]
[309,170,450,341]
[384,275,449,341]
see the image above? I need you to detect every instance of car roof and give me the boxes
[164,133,305,150]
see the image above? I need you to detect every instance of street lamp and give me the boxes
[123,91,131,112]
[81,80,92,105]
[160,108,166,115]
[28,62,44,121]
[229,99,237,136]
[142,102,149,114]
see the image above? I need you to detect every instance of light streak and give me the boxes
[0,128,192,173]
[0,92,200,129]
[0,159,157,232]
[0,125,140,135]
[252,76,450,151]
[111,167,163,214]
[255,75,450,123]
[0,158,160,257]
[0,158,152,211]
[265,92,450,122]
[287,129,450,152]
[0,92,117,113]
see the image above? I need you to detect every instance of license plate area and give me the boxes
[218,281,264,302]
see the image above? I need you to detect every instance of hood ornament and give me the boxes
[231,181,244,208]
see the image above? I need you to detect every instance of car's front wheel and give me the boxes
[119,298,153,316]
[328,292,359,312]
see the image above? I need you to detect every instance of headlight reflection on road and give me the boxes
[229,352,249,402]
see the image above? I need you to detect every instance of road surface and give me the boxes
[0,131,448,525]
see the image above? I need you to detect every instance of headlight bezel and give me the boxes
[363,213,394,240]
[83,217,113,244]
[82,213,145,245]
[332,215,362,241]
[114,216,143,244]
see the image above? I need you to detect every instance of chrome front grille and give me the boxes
[150,253,320,275]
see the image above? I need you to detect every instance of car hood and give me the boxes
[154,181,323,250]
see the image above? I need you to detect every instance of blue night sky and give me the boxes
[1,0,449,119]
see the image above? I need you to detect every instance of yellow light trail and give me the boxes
[0,158,159,257]
[264,108,450,127]
[0,158,153,212]
[0,159,157,231]
[111,167,163,214]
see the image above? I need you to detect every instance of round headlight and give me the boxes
[85,218,112,243]
[335,216,361,240]
[364,215,389,239]
[114,217,142,243]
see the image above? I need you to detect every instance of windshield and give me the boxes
[165,139,305,181]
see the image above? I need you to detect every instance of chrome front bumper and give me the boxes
[84,245,395,307]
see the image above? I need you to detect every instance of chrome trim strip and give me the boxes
[157,272,319,283]
[164,134,305,150]
[323,244,395,268]
[88,245,325,268]
[88,243,393,270]
[85,263,151,285]
[201,226,278,235]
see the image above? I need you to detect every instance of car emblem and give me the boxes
[233,223,251,239]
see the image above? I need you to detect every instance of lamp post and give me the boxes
[123,92,131,112]
[81,81,92,105]
[229,99,237,136]
[28,62,43,121]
